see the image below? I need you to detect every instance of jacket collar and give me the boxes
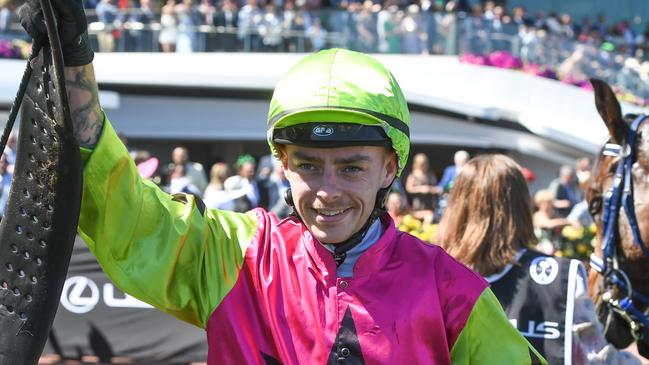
[302,213,397,281]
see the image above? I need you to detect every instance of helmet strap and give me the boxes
[331,184,391,267]
[284,187,294,207]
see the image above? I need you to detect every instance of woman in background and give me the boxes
[405,152,440,223]
[159,0,178,52]
[437,154,640,365]
[203,162,234,210]
[533,188,570,254]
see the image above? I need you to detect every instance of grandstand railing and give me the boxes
[1,9,646,105]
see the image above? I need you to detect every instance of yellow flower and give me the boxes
[587,224,597,234]
[414,232,426,241]
[562,226,583,240]
[423,224,436,234]
[402,215,422,230]
[576,243,589,255]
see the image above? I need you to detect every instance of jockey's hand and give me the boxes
[19,0,94,66]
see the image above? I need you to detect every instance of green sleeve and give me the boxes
[450,288,547,365]
[77,116,258,329]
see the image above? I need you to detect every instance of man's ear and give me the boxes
[382,151,398,188]
[276,145,288,169]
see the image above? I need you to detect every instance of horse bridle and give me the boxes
[590,114,649,351]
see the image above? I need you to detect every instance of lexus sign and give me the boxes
[60,276,152,314]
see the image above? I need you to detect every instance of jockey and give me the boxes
[19,0,546,363]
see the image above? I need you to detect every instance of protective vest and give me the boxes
[490,250,581,365]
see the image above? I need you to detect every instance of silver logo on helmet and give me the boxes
[313,125,334,137]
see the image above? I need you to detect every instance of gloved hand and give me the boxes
[19,0,94,66]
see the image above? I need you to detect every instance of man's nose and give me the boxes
[316,167,342,201]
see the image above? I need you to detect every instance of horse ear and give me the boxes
[590,78,627,144]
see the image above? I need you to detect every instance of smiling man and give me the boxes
[19,0,545,361]
[283,146,392,241]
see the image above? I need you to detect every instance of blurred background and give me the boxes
[0,0,648,363]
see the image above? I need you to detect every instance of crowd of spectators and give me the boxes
[1,0,647,55]
[0,130,600,264]
[532,158,597,261]
[384,149,598,263]
[1,0,648,103]
[459,3,649,106]
[124,142,292,220]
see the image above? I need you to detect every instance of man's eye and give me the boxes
[297,163,316,171]
[343,166,362,173]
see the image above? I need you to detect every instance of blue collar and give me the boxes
[323,219,384,278]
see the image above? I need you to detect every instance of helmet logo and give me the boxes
[313,125,334,137]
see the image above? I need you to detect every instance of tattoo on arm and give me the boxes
[64,65,103,148]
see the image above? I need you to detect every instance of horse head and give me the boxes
[586,79,649,358]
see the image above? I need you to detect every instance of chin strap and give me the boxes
[331,200,386,267]
[284,182,393,267]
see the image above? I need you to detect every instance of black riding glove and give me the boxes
[19,0,94,66]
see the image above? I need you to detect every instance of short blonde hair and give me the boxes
[209,162,230,189]
[533,189,554,206]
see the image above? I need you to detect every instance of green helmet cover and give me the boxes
[267,48,411,176]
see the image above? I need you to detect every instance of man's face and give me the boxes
[385,193,402,215]
[239,162,256,180]
[172,148,188,165]
[560,169,574,184]
[281,144,397,244]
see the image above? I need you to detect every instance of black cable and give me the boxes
[40,0,74,131]
[0,40,43,155]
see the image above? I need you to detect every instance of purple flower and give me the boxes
[459,53,489,66]
[523,64,558,80]
[0,39,27,59]
[577,81,593,90]
[487,51,522,69]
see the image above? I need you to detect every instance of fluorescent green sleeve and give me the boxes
[77,117,258,328]
[450,288,547,365]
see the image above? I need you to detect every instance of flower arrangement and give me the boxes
[397,215,438,243]
[0,39,31,60]
[460,51,648,107]
[554,224,596,261]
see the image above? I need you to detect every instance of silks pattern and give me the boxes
[78,118,546,365]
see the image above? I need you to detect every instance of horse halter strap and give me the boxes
[591,114,649,340]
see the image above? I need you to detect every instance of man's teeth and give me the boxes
[317,209,345,216]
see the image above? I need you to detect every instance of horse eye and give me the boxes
[589,195,603,216]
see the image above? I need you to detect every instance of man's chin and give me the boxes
[311,230,352,245]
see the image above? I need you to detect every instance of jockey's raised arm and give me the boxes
[21,0,103,149]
